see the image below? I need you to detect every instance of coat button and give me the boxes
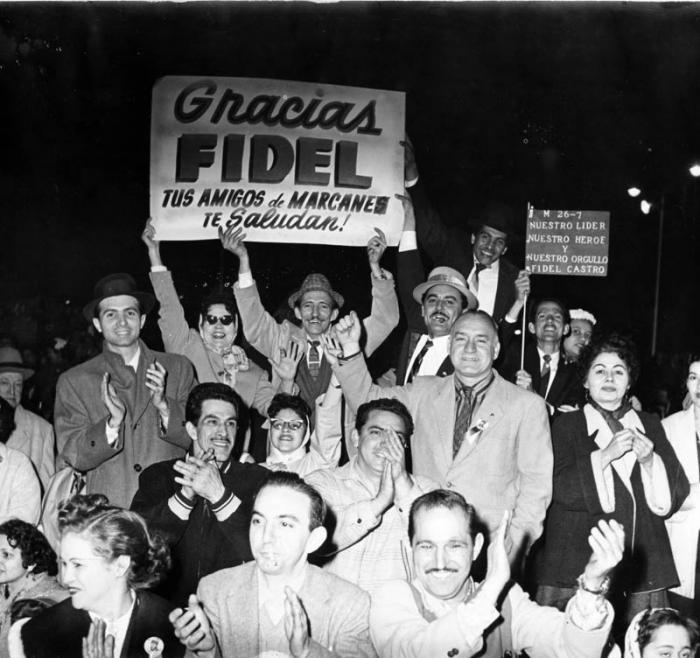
[447,649,459,657]
[446,481,453,488]
[134,464,142,472]
[90,440,95,447]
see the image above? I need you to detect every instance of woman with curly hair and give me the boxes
[535,333,690,629]
[15,494,183,657]
[0,520,66,658]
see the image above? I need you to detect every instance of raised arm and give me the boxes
[143,220,197,356]
[223,226,284,359]
[362,228,400,357]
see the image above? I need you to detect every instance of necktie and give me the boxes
[407,338,433,383]
[472,263,487,293]
[538,354,552,398]
[453,383,475,457]
[308,340,321,378]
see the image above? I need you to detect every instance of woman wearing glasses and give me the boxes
[262,392,342,477]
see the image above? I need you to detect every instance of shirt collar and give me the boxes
[472,256,501,273]
[411,576,477,616]
[536,347,560,368]
[257,563,308,623]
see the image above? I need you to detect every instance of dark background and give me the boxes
[1,1,699,361]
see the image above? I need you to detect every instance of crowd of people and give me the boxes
[1,145,699,658]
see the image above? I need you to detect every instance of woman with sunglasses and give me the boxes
[262,392,342,477]
[16,494,183,657]
[141,220,291,423]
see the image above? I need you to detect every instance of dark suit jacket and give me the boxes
[21,590,184,658]
[408,180,520,324]
[395,248,453,384]
[498,322,582,413]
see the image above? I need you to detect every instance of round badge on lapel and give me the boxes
[144,636,164,657]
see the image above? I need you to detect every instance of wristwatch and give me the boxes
[576,574,610,595]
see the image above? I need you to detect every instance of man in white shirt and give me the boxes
[370,489,624,658]
[170,471,376,658]
[500,297,581,416]
[55,273,195,508]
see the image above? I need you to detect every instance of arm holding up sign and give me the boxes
[224,226,289,360]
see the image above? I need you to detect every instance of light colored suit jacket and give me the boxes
[663,407,700,598]
[192,562,376,658]
[7,404,55,491]
[335,355,553,551]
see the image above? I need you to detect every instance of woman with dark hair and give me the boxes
[536,333,689,627]
[0,520,66,658]
[662,356,700,618]
[16,494,183,657]
[623,608,699,657]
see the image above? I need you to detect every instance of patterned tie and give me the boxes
[538,354,552,398]
[308,340,321,378]
[471,263,487,293]
[453,383,476,457]
[407,338,433,383]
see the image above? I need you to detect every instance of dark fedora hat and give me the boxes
[288,273,344,310]
[468,201,520,241]
[83,273,156,321]
[0,346,34,380]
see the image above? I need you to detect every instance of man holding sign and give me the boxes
[222,225,399,409]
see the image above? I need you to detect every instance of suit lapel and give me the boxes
[131,341,155,428]
[545,361,572,406]
[525,344,541,391]
[226,564,260,655]
[299,567,332,649]
[434,376,457,468]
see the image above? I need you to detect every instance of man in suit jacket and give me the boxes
[0,347,55,491]
[220,225,399,409]
[332,309,552,558]
[393,202,479,383]
[406,179,522,326]
[55,273,195,509]
[170,471,376,658]
[500,297,582,416]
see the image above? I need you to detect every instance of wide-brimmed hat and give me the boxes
[468,201,520,241]
[412,267,478,310]
[288,273,344,309]
[83,273,156,321]
[0,346,34,380]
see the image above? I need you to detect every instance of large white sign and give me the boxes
[150,76,406,246]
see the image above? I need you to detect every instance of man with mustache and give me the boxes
[370,489,623,658]
[131,383,268,605]
[220,225,399,410]
[332,309,552,562]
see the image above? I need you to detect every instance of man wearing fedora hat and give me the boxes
[0,346,55,491]
[391,195,479,385]
[405,145,527,325]
[54,273,196,508]
[220,225,399,410]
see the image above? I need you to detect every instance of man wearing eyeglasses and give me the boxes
[305,398,436,593]
[142,221,288,419]
[131,382,268,606]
